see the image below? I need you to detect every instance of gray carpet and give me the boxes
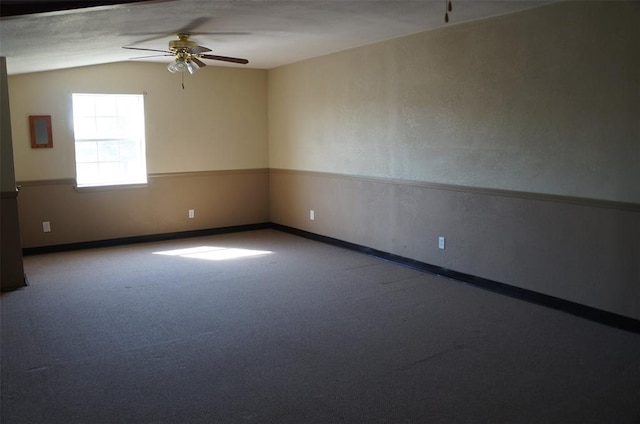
[2,229,639,423]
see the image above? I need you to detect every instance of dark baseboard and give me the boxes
[20,222,639,333]
[22,223,272,256]
[272,223,640,334]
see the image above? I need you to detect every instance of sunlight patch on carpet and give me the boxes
[153,246,273,261]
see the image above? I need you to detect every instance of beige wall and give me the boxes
[268,1,639,203]
[268,2,640,319]
[9,61,268,180]
[9,61,270,247]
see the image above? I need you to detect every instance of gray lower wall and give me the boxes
[270,169,640,320]
[16,167,640,319]
[18,169,270,248]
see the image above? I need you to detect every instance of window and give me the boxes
[71,93,147,187]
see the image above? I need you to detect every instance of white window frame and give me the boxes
[71,93,147,188]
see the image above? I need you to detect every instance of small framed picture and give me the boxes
[29,115,53,148]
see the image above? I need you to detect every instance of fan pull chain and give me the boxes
[181,72,185,90]
[445,0,453,23]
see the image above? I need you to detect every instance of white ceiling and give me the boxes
[0,0,554,75]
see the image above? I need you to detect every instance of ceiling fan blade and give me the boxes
[190,45,212,54]
[122,34,167,45]
[177,17,212,34]
[129,54,173,60]
[193,32,251,36]
[200,54,249,65]
[191,57,206,68]
[122,17,213,41]
[123,46,171,54]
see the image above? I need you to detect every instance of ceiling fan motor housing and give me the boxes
[169,33,197,52]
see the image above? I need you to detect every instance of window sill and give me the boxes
[73,182,148,192]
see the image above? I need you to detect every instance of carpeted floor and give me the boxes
[2,229,639,423]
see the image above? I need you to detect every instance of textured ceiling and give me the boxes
[0,0,554,75]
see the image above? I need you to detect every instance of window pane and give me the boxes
[98,140,119,162]
[98,162,120,182]
[73,116,96,139]
[75,141,98,163]
[76,163,99,185]
[117,95,141,116]
[94,95,117,116]
[72,95,95,116]
[120,139,140,162]
[72,93,147,187]
[96,117,118,138]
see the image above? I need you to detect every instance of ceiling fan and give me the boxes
[123,33,249,75]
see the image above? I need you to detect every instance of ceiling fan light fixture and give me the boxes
[168,57,188,73]
[167,58,183,73]
[167,57,198,75]
[185,59,199,75]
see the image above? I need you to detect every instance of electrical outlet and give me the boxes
[43,221,51,233]
[188,209,194,219]
[310,210,315,221]
[438,236,445,250]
